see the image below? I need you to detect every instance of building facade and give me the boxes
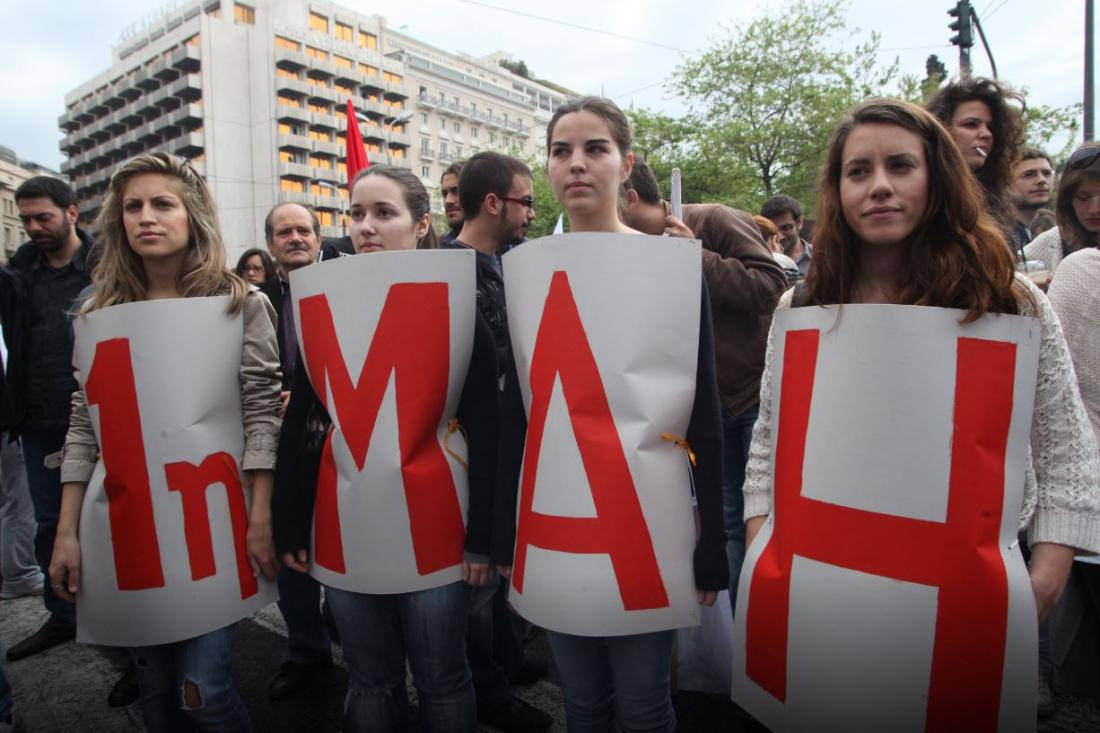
[58,0,570,258]
[0,147,62,262]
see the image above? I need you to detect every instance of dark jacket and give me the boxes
[440,240,510,372]
[684,204,787,417]
[0,230,96,433]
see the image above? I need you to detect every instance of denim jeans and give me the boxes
[20,426,74,625]
[0,654,10,724]
[546,629,676,733]
[722,405,758,618]
[275,566,331,664]
[0,435,42,595]
[326,581,475,733]
[130,626,251,733]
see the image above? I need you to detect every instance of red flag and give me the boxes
[345,99,369,192]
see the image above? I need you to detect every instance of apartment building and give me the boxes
[0,146,63,262]
[58,0,571,257]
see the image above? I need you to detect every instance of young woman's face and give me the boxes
[948,100,994,171]
[547,110,632,219]
[1071,177,1100,235]
[240,254,267,285]
[840,123,929,248]
[122,173,191,266]
[349,175,429,253]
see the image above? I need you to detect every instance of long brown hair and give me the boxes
[806,98,1029,323]
[1055,142,1100,252]
[85,153,247,314]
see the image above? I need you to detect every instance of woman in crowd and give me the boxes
[752,214,800,284]
[273,166,496,733]
[48,152,282,732]
[235,247,276,286]
[494,96,727,732]
[926,76,1025,238]
[744,98,1100,628]
[1024,142,1100,277]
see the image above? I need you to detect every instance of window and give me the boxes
[278,122,293,134]
[307,102,328,113]
[185,34,201,47]
[275,36,300,51]
[335,81,356,95]
[390,148,405,159]
[489,131,497,144]
[309,12,328,33]
[440,117,446,130]
[420,112,429,125]
[334,22,353,42]
[359,63,378,77]
[276,67,298,79]
[277,95,301,108]
[470,102,477,113]
[383,71,402,85]
[453,96,460,106]
[420,137,431,153]
[333,55,352,69]
[337,160,347,173]
[454,121,462,134]
[233,3,254,24]
[440,142,448,156]
[421,166,430,178]
[306,46,327,61]
[318,210,334,227]
[280,178,304,192]
[455,145,462,158]
[307,76,326,88]
[309,156,331,169]
[471,127,479,140]
[278,150,293,162]
[359,31,378,49]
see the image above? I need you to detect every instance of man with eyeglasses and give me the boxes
[761,193,812,277]
[442,151,550,733]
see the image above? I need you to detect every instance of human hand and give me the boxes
[282,549,310,573]
[246,519,279,580]
[463,560,493,586]
[496,564,512,579]
[49,532,82,603]
[696,590,718,607]
[279,391,291,419]
[664,215,695,239]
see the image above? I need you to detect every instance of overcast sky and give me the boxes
[0,0,1091,170]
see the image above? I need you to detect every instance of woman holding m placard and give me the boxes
[48,152,282,732]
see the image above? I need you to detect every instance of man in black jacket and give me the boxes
[259,201,335,700]
[2,177,93,661]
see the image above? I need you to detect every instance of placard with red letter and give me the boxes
[72,296,276,647]
[502,233,702,636]
[731,304,1040,732]
[290,250,475,594]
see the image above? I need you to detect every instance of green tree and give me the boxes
[1023,101,1084,162]
[672,0,897,214]
[523,155,563,240]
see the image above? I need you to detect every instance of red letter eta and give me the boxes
[299,283,466,576]
[745,330,1015,732]
[512,270,668,611]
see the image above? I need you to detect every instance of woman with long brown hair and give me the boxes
[744,98,1100,626]
[1024,142,1100,278]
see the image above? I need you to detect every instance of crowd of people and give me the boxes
[0,74,1098,733]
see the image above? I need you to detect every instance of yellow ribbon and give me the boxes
[661,432,697,467]
[444,418,468,472]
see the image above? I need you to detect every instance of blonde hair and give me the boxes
[83,153,247,314]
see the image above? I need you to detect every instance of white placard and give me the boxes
[732,304,1041,732]
[73,296,276,647]
[502,232,702,636]
[290,250,476,593]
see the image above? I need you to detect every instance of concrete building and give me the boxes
[0,146,63,262]
[58,0,570,257]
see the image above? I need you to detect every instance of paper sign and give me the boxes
[731,304,1041,733]
[290,250,476,594]
[502,232,702,636]
[72,297,276,647]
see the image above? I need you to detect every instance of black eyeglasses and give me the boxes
[501,196,536,210]
[1067,147,1100,170]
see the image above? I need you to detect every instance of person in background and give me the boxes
[235,247,276,286]
[761,194,812,277]
[439,161,466,247]
[752,214,800,283]
[1024,143,1100,280]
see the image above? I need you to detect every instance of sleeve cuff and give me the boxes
[60,443,98,484]
[1028,507,1100,556]
[242,428,279,472]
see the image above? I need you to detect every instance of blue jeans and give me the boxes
[21,426,75,626]
[275,566,331,664]
[0,435,42,595]
[130,626,251,733]
[722,405,758,618]
[326,581,475,733]
[546,629,676,733]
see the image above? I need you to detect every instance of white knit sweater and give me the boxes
[1048,248,1100,447]
[743,277,1100,554]
[1022,227,1065,276]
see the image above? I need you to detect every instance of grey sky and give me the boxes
[0,0,1091,170]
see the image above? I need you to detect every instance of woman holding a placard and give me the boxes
[48,152,282,732]
[494,96,727,733]
[274,165,499,733]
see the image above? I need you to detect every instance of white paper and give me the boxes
[731,304,1041,732]
[670,167,682,222]
[73,297,275,647]
[290,250,476,594]
[502,232,702,636]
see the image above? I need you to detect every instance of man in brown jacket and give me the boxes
[621,160,787,617]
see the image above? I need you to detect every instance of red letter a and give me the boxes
[298,283,465,576]
[512,271,668,611]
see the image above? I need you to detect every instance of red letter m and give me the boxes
[745,330,1016,732]
[298,283,465,576]
[512,271,668,610]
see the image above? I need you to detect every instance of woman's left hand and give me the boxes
[696,590,718,607]
[246,519,279,581]
[1028,542,1075,623]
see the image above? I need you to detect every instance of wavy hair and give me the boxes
[806,98,1029,323]
[1055,142,1100,251]
[926,77,1025,220]
[84,153,246,315]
